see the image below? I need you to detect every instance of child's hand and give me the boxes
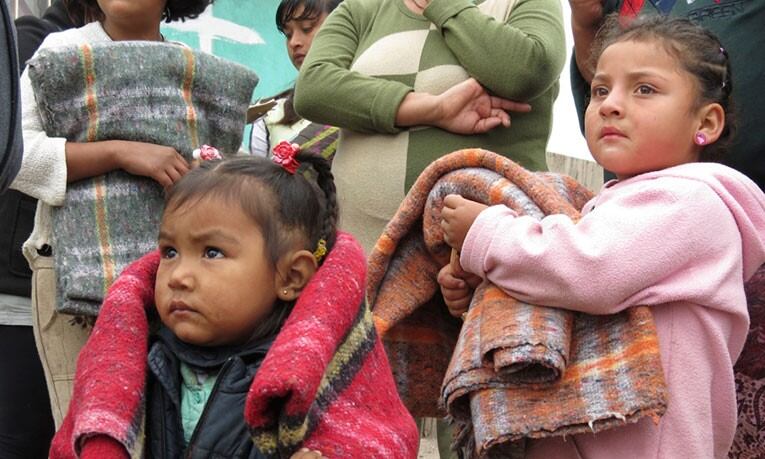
[114,140,190,188]
[441,194,488,251]
[290,448,327,459]
[438,252,482,318]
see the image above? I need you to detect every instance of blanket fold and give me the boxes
[368,149,667,457]
[27,41,259,316]
[51,232,418,459]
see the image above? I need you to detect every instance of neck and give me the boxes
[403,0,426,14]
[101,20,164,42]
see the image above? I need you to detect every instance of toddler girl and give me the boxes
[52,151,418,458]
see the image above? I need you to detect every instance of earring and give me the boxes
[694,132,707,146]
[282,289,289,296]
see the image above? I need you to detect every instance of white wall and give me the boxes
[548,1,593,161]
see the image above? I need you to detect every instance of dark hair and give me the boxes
[162,154,338,338]
[591,15,734,162]
[64,0,212,24]
[274,0,342,125]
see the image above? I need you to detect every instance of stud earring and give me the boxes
[282,289,289,296]
[694,132,707,146]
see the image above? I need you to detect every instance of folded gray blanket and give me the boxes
[28,41,258,315]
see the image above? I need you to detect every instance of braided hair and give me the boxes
[162,154,338,338]
[592,15,735,161]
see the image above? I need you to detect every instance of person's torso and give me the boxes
[146,332,271,459]
[336,0,554,192]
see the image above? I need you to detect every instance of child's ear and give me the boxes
[696,102,725,144]
[274,250,318,302]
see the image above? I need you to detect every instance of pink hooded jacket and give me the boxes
[460,162,765,459]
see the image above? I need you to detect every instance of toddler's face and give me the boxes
[585,39,702,180]
[155,196,277,346]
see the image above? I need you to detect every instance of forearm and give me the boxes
[64,140,122,182]
[425,0,565,99]
[294,2,412,133]
[571,20,598,82]
[394,92,439,127]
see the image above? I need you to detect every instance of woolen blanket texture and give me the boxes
[367,149,668,457]
[27,41,258,316]
[50,232,418,458]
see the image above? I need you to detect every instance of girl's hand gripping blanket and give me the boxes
[367,149,668,457]
[51,232,418,458]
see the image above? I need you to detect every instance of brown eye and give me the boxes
[204,247,224,259]
[591,86,609,98]
[636,85,655,95]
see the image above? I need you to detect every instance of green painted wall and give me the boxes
[161,1,298,147]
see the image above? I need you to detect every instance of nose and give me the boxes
[167,258,194,290]
[598,89,623,118]
[288,32,304,51]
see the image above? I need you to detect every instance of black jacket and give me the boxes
[0,0,21,191]
[146,327,273,459]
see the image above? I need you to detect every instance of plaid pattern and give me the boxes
[26,42,258,316]
[368,149,668,457]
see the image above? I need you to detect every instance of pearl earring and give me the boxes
[283,289,289,295]
[694,132,707,146]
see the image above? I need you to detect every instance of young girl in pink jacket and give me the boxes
[439,16,765,459]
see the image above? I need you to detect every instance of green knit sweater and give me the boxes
[295,0,565,251]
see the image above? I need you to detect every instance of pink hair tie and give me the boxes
[272,141,301,174]
[192,144,222,161]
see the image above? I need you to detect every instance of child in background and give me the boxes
[52,152,418,458]
[249,0,341,157]
[439,16,765,458]
[10,0,213,425]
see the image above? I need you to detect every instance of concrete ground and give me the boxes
[417,418,440,459]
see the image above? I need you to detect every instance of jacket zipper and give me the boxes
[183,357,233,458]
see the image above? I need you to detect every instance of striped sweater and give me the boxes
[295,0,565,252]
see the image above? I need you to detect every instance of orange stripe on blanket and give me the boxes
[81,44,98,142]
[181,47,199,149]
[93,176,115,294]
[374,234,396,257]
[562,333,661,382]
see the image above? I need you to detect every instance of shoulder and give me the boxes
[37,21,109,51]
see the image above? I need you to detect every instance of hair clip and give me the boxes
[313,238,327,263]
[192,145,222,161]
[272,141,301,174]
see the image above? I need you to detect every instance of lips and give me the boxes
[600,126,626,139]
[169,300,195,314]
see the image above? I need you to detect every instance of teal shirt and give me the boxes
[180,362,218,445]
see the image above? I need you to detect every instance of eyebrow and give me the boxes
[158,229,240,245]
[592,70,669,84]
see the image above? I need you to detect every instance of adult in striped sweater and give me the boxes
[9,0,211,427]
[294,0,565,255]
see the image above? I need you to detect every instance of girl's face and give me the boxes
[96,0,166,34]
[283,6,329,69]
[585,39,704,181]
[155,196,279,347]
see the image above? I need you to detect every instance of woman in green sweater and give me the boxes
[294,0,565,254]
